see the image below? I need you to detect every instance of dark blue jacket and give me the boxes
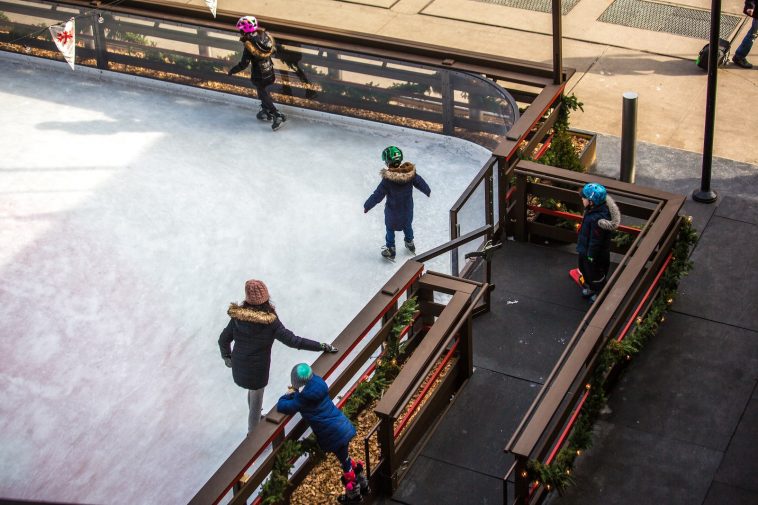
[364,162,431,231]
[218,304,322,390]
[576,202,612,259]
[276,375,356,453]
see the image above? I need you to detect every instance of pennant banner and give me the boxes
[49,18,75,70]
[205,0,217,18]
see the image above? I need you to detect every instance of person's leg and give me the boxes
[385,226,396,249]
[734,17,758,61]
[255,83,278,114]
[247,387,265,433]
[333,445,352,472]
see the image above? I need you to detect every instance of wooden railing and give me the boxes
[502,161,686,505]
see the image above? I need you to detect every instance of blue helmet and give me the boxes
[290,363,312,390]
[581,183,607,206]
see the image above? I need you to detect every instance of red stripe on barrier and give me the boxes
[616,252,673,342]
[545,388,590,465]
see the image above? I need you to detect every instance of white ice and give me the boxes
[0,54,491,504]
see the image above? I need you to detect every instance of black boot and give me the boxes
[256,107,273,121]
[352,460,370,495]
[381,246,396,261]
[337,470,362,503]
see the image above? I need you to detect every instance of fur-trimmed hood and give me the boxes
[242,30,275,58]
[380,162,416,183]
[227,303,277,324]
[598,195,620,231]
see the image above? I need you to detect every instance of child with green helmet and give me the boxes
[364,146,431,261]
[278,363,369,503]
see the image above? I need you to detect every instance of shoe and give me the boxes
[404,240,415,254]
[589,294,597,302]
[732,56,753,69]
[337,470,363,503]
[272,112,287,131]
[381,246,396,261]
[581,288,594,298]
[256,108,273,121]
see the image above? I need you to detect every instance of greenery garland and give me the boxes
[527,217,698,495]
[258,297,419,504]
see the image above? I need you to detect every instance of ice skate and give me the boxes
[256,107,273,121]
[352,460,370,495]
[381,246,396,262]
[272,112,287,131]
[404,240,415,254]
[337,470,363,503]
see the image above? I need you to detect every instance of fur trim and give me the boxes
[380,162,416,183]
[243,31,275,58]
[227,303,277,324]
[598,195,621,231]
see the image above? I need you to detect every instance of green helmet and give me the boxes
[381,146,403,167]
[290,363,313,390]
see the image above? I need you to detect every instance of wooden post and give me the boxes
[376,412,397,494]
[514,173,528,242]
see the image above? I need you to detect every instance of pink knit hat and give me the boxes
[245,279,269,305]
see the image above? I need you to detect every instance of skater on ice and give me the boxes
[575,183,614,302]
[364,146,431,261]
[277,363,370,503]
[227,15,287,131]
[218,279,338,433]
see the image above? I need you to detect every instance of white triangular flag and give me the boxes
[205,0,217,18]
[49,18,75,70]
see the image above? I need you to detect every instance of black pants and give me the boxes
[578,254,610,294]
[254,82,277,114]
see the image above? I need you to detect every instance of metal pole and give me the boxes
[552,0,563,85]
[620,91,638,183]
[693,0,720,203]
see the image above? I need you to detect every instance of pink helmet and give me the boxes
[236,15,258,34]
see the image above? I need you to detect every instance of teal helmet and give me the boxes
[290,363,313,390]
[581,183,607,206]
[381,146,403,167]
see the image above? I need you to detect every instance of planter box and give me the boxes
[569,128,598,173]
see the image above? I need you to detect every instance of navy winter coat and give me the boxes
[276,375,356,453]
[364,162,431,231]
[218,304,322,390]
[576,202,612,260]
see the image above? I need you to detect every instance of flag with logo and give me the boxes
[49,18,75,70]
[205,0,217,17]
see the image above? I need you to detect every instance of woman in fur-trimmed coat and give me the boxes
[364,146,431,260]
[218,279,337,433]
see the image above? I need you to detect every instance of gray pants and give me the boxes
[247,387,265,433]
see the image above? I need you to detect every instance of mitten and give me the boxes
[224,357,232,368]
[321,343,338,353]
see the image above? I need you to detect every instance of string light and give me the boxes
[584,383,591,390]
[546,484,552,491]
[666,298,673,305]
[520,470,528,478]
[575,449,582,456]
[635,317,643,325]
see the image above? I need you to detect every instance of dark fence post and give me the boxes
[620,91,638,183]
[441,69,454,136]
[514,173,528,242]
[514,455,530,505]
[376,413,397,495]
[92,12,108,70]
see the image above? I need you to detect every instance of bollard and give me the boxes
[620,92,637,183]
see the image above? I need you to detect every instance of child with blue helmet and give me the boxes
[576,183,613,302]
[277,363,369,503]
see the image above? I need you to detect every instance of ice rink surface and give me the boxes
[0,54,491,504]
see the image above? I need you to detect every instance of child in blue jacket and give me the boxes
[277,363,369,503]
[576,183,613,302]
[364,146,431,261]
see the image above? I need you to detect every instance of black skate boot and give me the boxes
[256,107,273,121]
[271,112,287,131]
[352,460,371,495]
[381,246,396,261]
[404,240,415,254]
[337,470,363,504]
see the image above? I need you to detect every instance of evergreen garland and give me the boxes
[526,217,697,494]
[257,297,419,504]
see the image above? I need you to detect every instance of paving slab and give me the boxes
[605,312,758,451]
[474,290,584,383]
[419,368,539,477]
[676,215,758,330]
[713,398,758,493]
[715,194,758,225]
[390,454,504,505]
[554,419,723,505]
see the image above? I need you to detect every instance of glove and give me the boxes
[587,256,594,263]
[321,342,338,353]
[223,357,232,368]
[363,208,368,214]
